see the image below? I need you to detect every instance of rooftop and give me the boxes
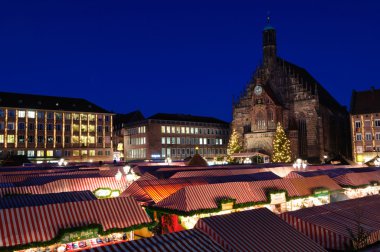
[148,113,229,125]
[350,87,380,114]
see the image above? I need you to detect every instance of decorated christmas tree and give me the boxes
[227,129,242,162]
[272,122,292,163]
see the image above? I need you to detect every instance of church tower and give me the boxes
[263,16,276,67]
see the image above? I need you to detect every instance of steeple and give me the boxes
[263,15,277,66]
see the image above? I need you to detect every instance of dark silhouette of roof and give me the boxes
[187,153,208,167]
[148,113,229,125]
[350,87,380,114]
[279,58,346,113]
[0,91,111,113]
[113,111,145,127]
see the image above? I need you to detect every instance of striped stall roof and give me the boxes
[195,208,326,252]
[155,182,259,212]
[154,176,342,213]
[0,197,152,248]
[285,168,353,179]
[0,176,128,197]
[281,195,380,250]
[333,171,380,187]
[81,229,226,252]
[0,191,96,209]
[170,169,265,179]
[289,175,342,196]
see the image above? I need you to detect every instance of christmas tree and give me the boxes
[272,122,292,163]
[227,129,242,162]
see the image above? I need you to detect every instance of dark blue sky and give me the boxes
[0,1,379,122]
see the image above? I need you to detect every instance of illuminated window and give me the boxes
[81,114,88,120]
[186,127,190,134]
[72,136,79,143]
[18,110,25,118]
[7,135,15,143]
[73,124,80,132]
[176,127,181,134]
[27,150,34,157]
[195,128,198,134]
[73,150,80,156]
[89,125,95,132]
[161,126,166,133]
[72,113,79,120]
[0,135,3,143]
[37,150,44,157]
[88,114,95,121]
[117,143,123,151]
[18,135,25,143]
[27,111,35,119]
[81,136,88,146]
[88,136,95,144]
[65,113,71,120]
[89,150,95,156]
[190,128,194,134]
[47,136,53,143]
[81,125,88,132]
[181,127,185,134]
[46,150,53,157]
[81,150,88,156]
[166,126,171,134]
[55,113,62,120]
[167,137,170,144]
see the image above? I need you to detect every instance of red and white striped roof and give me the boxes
[281,195,380,250]
[0,176,128,197]
[0,197,151,248]
[154,176,341,212]
[195,208,326,252]
[333,171,380,186]
[80,229,226,252]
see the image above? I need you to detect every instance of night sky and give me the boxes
[0,1,379,122]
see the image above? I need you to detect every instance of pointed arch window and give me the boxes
[256,112,266,130]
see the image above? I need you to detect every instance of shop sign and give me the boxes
[270,192,286,205]
[94,188,112,198]
[60,228,98,243]
[314,189,329,197]
[221,202,234,211]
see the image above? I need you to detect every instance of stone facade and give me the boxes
[232,23,350,161]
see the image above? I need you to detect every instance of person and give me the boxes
[122,233,127,240]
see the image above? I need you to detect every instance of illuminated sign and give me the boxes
[270,192,286,205]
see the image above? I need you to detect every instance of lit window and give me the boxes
[27,111,35,118]
[166,126,171,134]
[0,135,3,143]
[46,150,53,157]
[73,150,80,156]
[37,150,44,157]
[89,150,95,156]
[181,127,185,134]
[27,150,34,157]
[186,127,190,134]
[18,110,25,118]
[7,135,15,143]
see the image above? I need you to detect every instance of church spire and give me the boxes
[263,14,276,67]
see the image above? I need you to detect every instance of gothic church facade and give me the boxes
[232,21,350,161]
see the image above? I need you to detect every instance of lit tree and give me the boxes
[272,122,292,163]
[227,129,242,162]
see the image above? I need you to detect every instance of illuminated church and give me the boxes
[231,18,350,161]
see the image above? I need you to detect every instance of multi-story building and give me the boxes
[350,87,380,163]
[0,92,114,162]
[232,18,350,162]
[122,113,230,161]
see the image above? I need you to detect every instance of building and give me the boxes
[121,113,229,161]
[113,110,145,161]
[350,87,380,163]
[0,91,114,162]
[232,18,350,162]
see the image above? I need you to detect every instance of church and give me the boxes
[232,19,350,162]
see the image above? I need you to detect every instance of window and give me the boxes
[356,133,362,141]
[161,148,166,158]
[37,111,44,119]
[8,110,15,117]
[73,113,80,120]
[89,150,95,156]
[105,115,110,122]
[376,120,380,127]
[46,150,53,157]
[256,112,266,130]
[0,109,3,117]
[38,136,44,143]
[29,123,35,131]
[81,114,88,121]
[166,126,171,134]
[65,125,71,131]
[37,150,44,157]
[47,136,54,144]
[27,150,35,157]
[18,122,25,130]
[65,113,71,120]
[73,150,80,156]
[0,135,3,143]
[365,133,372,141]
[176,127,181,134]
[18,135,25,143]
[18,110,25,118]
[27,111,35,119]
[47,124,53,131]
[47,112,53,119]
[65,136,70,144]
[98,137,103,144]
[38,124,44,131]
[186,127,190,134]
[88,114,95,121]
[64,150,70,157]
[8,123,14,130]
[355,121,361,129]
[56,136,62,143]
[55,113,62,120]
[28,136,34,143]
[7,135,15,143]
[105,126,109,133]
[166,137,171,144]
[161,137,165,144]
[376,133,380,140]
[56,124,61,131]
[181,127,185,134]
[97,150,103,156]
[0,123,3,130]
[97,126,102,132]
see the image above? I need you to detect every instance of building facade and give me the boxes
[350,87,380,163]
[0,92,113,162]
[122,113,229,161]
[232,20,350,162]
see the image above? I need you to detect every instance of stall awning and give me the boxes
[81,229,226,252]
[0,197,151,248]
[195,208,326,252]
